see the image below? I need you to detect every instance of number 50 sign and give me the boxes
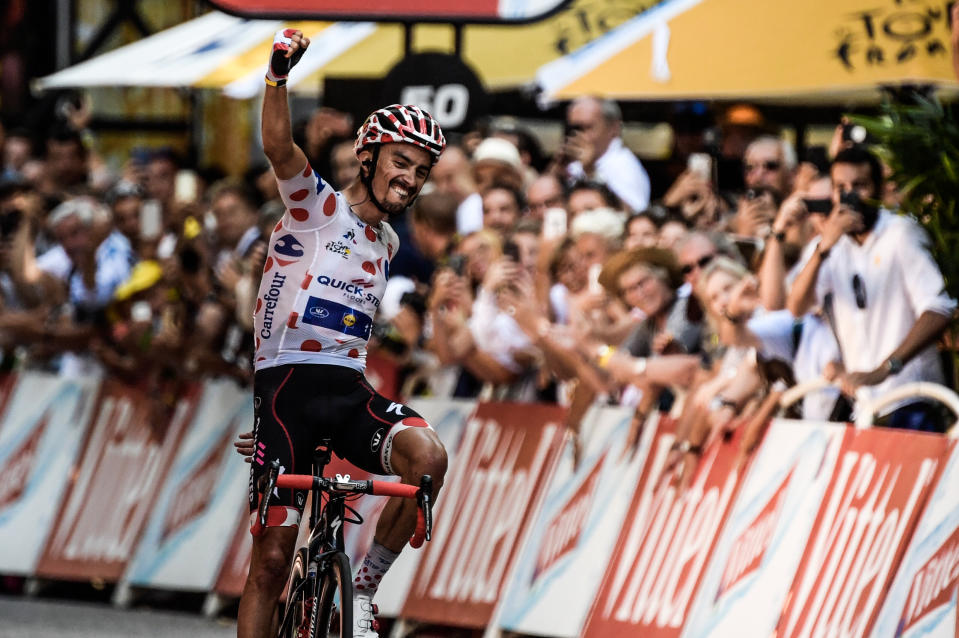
[382,54,489,132]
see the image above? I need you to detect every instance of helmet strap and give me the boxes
[360,145,395,217]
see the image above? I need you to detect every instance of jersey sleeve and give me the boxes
[275,161,340,232]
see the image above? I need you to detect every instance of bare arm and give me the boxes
[261,30,310,179]
[839,309,955,395]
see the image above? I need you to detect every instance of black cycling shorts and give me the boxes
[248,363,432,526]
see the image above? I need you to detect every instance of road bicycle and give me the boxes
[252,441,433,638]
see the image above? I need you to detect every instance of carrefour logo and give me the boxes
[274,234,304,266]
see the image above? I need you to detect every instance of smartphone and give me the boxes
[174,170,199,204]
[140,200,163,240]
[542,207,568,241]
[802,197,832,214]
[687,153,712,181]
[446,254,466,276]
[503,241,521,262]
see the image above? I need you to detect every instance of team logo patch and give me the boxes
[325,240,351,259]
[371,429,384,452]
[301,297,373,339]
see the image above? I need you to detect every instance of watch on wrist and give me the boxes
[772,230,786,243]
[885,356,904,375]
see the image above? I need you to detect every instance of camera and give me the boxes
[838,189,880,232]
[841,123,868,145]
[838,189,864,213]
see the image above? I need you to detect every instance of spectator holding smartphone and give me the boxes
[553,96,650,214]
[787,146,957,431]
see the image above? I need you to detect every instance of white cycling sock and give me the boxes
[353,541,398,598]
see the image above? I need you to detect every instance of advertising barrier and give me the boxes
[0,373,98,575]
[124,379,253,591]
[402,402,568,628]
[1,369,958,638]
[499,405,651,637]
[35,380,201,582]
[682,419,846,637]
[582,416,745,638]
[872,439,959,638]
[776,427,950,638]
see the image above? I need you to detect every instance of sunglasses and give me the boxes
[681,253,715,276]
[745,160,782,173]
[853,274,866,309]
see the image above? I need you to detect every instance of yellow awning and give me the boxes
[538,0,959,104]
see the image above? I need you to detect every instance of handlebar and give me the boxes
[251,464,434,547]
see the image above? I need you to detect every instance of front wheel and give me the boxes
[316,551,353,638]
[279,548,312,638]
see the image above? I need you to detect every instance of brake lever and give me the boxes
[258,460,280,530]
[418,474,433,542]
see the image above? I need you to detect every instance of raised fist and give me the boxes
[266,29,309,86]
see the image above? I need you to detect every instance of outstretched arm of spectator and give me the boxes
[498,282,607,393]
[261,30,311,179]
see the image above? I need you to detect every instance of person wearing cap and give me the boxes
[554,96,651,214]
[455,137,525,235]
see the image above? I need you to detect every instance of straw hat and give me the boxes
[598,247,683,298]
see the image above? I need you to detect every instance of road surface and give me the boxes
[0,595,236,637]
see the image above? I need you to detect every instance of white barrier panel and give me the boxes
[498,405,652,637]
[0,373,98,575]
[872,440,959,638]
[375,398,476,617]
[681,419,845,637]
[124,379,253,591]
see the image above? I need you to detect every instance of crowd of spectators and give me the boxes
[0,93,956,475]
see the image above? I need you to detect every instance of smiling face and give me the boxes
[360,143,432,215]
[617,263,672,317]
[703,268,740,318]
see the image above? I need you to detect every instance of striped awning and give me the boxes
[36,12,375,99]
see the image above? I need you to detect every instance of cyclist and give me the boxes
[238,29,448,638]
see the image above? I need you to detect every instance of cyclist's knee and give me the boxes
[395,431,447,493]
[249,534,296,590]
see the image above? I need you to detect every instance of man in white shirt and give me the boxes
[555,96,650,214]
[787,146,956,430]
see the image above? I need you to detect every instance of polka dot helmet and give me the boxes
[354,104,446,163]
